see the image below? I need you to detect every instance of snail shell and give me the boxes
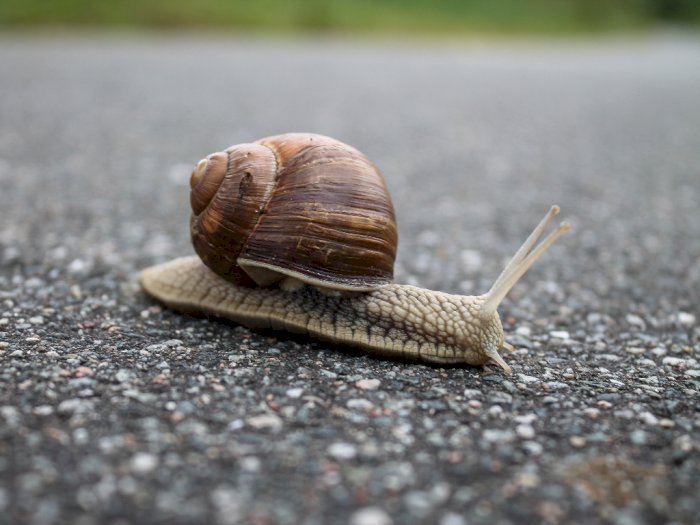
[189,133,398,291]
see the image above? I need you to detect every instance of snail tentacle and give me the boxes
[480,207,571,319]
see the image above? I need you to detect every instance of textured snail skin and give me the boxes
[139,256,506,368]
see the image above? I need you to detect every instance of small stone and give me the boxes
[349,506,393,525]
[586,312,603,324]
[403,490,432,517]
[459,249,482,270]
[614,409,634,420]
[33,405,54,416]
[347,398,374,411]
[522,441,544,455]
[537,501,565,523]
[286,387,304,399]
[501,380,517,394]
[57,398,95,415]
[210,485,243,524]
[28,316,44,325]
[483,429,514,443]
[73,428,89,445]
[601,393,624,403]
[468,400,482,409]
[440,512,466,525]
[569,436,586,448]
[544,381,569,390]
[0,406,19,425]
[550,330,570,340]
[463,389,481,399]
[517,373,539,384]
[68,258,88,274]
[583,408,600,419]
[516,424,535,439]
[130,452,158,474]
[639,412,659,426]
[662,356,686,367]
[246,414,283,431]
[490,391,513,404]
[0,342,8,349]
[429,482,451,505]
[115,369,135,382]
[228,419,244,431]
[630,430,648,445]
[626,314,646,328]
[658,418,675,428]
[69,285,82,299]
[356,378,381,390]
[515,472,541,488]
[328,442,357,460]
[677,312,695,326]
[240,457,261,472]
[75,366,93,377]
[625,346,646,355]
[515,326,531,337]
[488,405,503,417]
[514,414,537,424]
[24,277,43,288]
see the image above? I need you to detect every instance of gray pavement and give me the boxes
[1,33,699,524]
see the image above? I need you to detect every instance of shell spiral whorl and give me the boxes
[189,133,398,291]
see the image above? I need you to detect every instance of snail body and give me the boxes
[140,133,570,374]
[140,258,506,367]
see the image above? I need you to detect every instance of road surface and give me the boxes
[1,33,699,525]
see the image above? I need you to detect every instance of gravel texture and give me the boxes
[1,33,699,525]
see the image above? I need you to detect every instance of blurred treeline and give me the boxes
[1,0,698,35]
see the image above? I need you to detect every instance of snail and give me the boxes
[139,133,570,374]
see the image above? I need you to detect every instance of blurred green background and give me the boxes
[1,0,698,36]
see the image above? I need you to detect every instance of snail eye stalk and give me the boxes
[480,206,570,320]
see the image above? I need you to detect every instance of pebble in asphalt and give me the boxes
[0,34,699,524]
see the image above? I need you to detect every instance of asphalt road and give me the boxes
[1,33,699,525]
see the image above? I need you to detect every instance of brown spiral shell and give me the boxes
[189,133,398,291]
